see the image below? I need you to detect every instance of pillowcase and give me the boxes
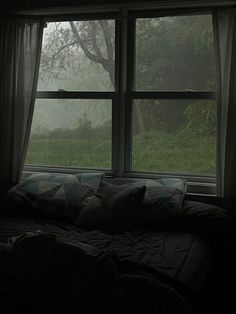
[137,178,187,226]
[25,172,104,190]
[75,181,146,232]
[2,172,104,222]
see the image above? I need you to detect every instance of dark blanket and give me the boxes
[0,231,193,314]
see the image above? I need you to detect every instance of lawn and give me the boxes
[26,129,216,175]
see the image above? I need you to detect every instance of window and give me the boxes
[129,15,216,176]
[26,19,115,170]
[25,11,217,187]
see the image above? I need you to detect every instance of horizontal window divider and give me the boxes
[128,91,216,99]
[122,171,216,184]
[45,12,119,22]
[128,8,214,19]
[36,91,117,99]
[24,165,114,176]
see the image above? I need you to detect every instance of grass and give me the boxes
[26,138,112,169]
[132,130,215,175]
[26,128,216,175]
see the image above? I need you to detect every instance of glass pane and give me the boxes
[135,15,216,91]
[38,20,115,91]
[132,99,216,175]
[26,99,112,168]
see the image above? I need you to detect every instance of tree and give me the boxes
[134,15,216,134]
[69,20,114,85]
[38,15,216,135]
[39,20,115,90]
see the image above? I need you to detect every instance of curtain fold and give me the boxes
[213,9,236,209]
[0,18,43,197]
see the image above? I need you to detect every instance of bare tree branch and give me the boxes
[90,21,104,61]
[99,20,114,64]
[69,21,114,86]
[43,41,78,67]
[99,20,114,85]
[69,21,105,64]
[42,21,115,87]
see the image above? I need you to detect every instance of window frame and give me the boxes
[27,14,119,175]
[124,12,217,187]
[24,9,217,195]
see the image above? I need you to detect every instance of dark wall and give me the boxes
[2,0,147,16]
[5,0,235,15]
[6,0,161,13]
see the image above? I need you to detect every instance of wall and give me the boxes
[5,0,158,13]
[6,0,236,15]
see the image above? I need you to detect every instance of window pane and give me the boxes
[135,15,216,91]
[132,99,216,175]
[26,99,112,168]
[38,20,115,91]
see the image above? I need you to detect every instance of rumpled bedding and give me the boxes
[0,214,211,293]
[0,231,193,314]
[0,198,230,314]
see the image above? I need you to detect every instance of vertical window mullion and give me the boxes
[111,18,119,175]
[125,16,136,173]
[113,10,128,177]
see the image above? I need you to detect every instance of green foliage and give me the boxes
[133,99,189,135]
[132,129,216,175]
[136,15,216,91]
[26,138,111,169]
[26,126,215,175]
[27,115,112,168]
[183,100,216,135]
[31,114,111,141]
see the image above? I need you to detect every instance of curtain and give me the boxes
[0,19,43,197]
[213,10,236,209]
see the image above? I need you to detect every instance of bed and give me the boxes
[0,172,232,314]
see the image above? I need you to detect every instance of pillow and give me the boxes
[76,181,146,232]
[25,172,80,183]
[2,172,104,222]
[176,200,231,238]
[25,172,104,190]
[137,178,187,226]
